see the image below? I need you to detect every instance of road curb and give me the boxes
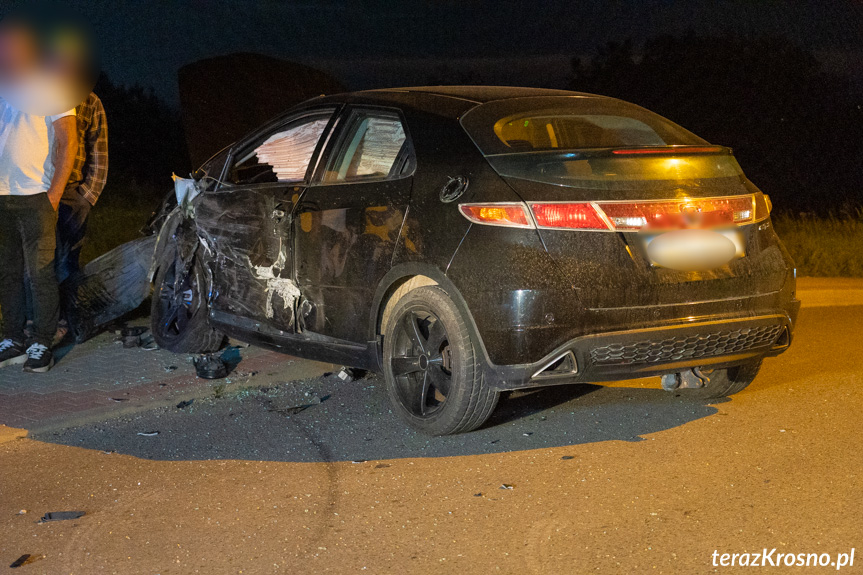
[797,278,863,308]
[798,290,863,308]
[0,424,28,444]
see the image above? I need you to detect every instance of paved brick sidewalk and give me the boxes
[0,326,334,432]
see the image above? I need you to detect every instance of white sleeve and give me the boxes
[49,108,77,122]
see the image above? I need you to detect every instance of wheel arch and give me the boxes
[369,263,494,372]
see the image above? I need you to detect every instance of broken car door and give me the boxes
[294,107,415,343]
[193,108,336,332]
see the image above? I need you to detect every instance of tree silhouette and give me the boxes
[570,34,863,214]
[93,74,189,197]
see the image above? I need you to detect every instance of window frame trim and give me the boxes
[223,105,341,188]
[310,104,416,188]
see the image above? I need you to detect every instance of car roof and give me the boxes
[302,86,607,122]
[247,86,611,148]
[356,86,594,103]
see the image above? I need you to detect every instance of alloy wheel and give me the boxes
[389,308,453,417]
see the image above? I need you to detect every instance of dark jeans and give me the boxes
[0,194,59,346]
[56,189,91,286]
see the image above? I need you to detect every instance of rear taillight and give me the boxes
[596,195,757,231]
[460,193,772,231]
[459,203,533,228]
[530,203,608,230]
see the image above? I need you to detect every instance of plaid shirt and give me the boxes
[64,92,108,205]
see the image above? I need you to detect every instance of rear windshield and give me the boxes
[461,96,707,153]
[461,96,743,187]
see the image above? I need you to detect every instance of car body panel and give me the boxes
[146,86,797,391]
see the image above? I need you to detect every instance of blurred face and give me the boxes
[0,21,41,83]
[0,7,98,115]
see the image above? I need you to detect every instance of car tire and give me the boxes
[151,248,224,353]
[680,360,763,399]
[382,286,499,435]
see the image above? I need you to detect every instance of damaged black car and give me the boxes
[144,86,799,435]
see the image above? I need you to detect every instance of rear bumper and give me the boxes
[480,311,796,390]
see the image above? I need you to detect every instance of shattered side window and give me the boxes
[323,110,413,184]
[230,112,332,185]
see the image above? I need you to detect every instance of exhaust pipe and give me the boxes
[661,368,709,391]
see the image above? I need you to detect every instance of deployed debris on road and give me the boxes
[266,394,325,415]
[121,326,148,348]
[39,511,85,522]
[9,554,42,568]
[136,431,159,437]
[193,353,228,379]
[336,367,366,382]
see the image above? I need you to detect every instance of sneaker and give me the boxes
[0,339,27,368]
[23,342,54,373]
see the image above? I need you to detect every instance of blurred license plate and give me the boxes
[642,229,745,269]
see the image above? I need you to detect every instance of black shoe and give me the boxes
[0,339,27,368]
[23,342,54,373]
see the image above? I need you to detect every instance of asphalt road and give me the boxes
[1,300,861,573]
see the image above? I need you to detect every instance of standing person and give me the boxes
[0,20,78,373]
[54,91,108,341]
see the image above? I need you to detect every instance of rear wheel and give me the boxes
[382,286,498,435]
[679,360,763,399]
[151,248,224,353]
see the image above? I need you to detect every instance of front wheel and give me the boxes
[382,286,498,435]
[151,248,224,353]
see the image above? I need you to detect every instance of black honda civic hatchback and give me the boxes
[148,86,800,435]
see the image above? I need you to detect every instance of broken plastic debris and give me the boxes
[268,395,323,415]
[176,399,194,409]
[561,455,575,460]
[499,484,514,490]
[136,431,159,437]
[40,511,85,522]
[120,326,148,348]
[337,367,366,382]
[17,509,27,515]
[140,333,159,350]
[9,554,41,568]
[194,354,228,379]
[172,173,201,217]
[220,346,243,371]
[165,365,178,372]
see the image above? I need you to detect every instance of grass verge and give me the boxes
[773,214,863,277]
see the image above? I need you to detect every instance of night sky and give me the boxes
[40,0,863,104]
